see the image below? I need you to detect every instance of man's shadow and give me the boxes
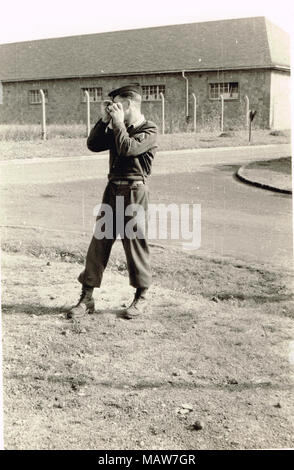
[2,303,127,318]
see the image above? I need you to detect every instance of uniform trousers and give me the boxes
[78,181,151,288]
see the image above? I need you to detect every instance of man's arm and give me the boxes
[87,119,112,152]
[112,123,158,157]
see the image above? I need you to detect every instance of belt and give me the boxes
[111,180,144,185]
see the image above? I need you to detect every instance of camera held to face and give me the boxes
[103,100,113,113]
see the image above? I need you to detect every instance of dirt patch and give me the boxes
[2,227,293,311]
[1,250,294,450]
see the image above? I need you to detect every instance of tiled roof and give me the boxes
[0,16,290,82]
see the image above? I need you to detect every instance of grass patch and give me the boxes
[247,157,292,175]
[0,123,87,141]
[0,126,291,161]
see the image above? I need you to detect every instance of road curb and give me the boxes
[236,165,292,194]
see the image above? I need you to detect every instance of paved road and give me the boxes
[0,144,291,185]
[1,144,292,269]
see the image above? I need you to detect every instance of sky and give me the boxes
[0,0,294,44]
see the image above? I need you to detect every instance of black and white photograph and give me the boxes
[0,0,293,454]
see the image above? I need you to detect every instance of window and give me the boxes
[81,87,103,102]
[209,82,239,100]
[142,85,165,101]
[29,89,48,104]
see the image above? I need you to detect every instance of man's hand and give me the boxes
[101,101,112,124]
[107,102,125,126]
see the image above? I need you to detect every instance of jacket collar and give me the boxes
[127,115,145,131]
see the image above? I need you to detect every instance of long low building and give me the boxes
[0,16,291,132]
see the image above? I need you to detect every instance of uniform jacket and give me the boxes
[87,118,158,181]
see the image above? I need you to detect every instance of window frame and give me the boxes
[28,89,48,105]
[142,84,165,101]
[81,87,103,103]
[209,82,239,101]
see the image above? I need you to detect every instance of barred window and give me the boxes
[209,82,239,100]
[142,85,165,101]
[81,87,103,102]
[29,89,48,104]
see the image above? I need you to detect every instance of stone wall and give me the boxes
[0,69,281,132]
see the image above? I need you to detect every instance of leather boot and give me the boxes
[123,288,149,319]
[67,285,95,319]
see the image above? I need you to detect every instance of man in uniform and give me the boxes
[67,84,158,320]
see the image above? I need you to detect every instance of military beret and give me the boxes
[108,84,141,98]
